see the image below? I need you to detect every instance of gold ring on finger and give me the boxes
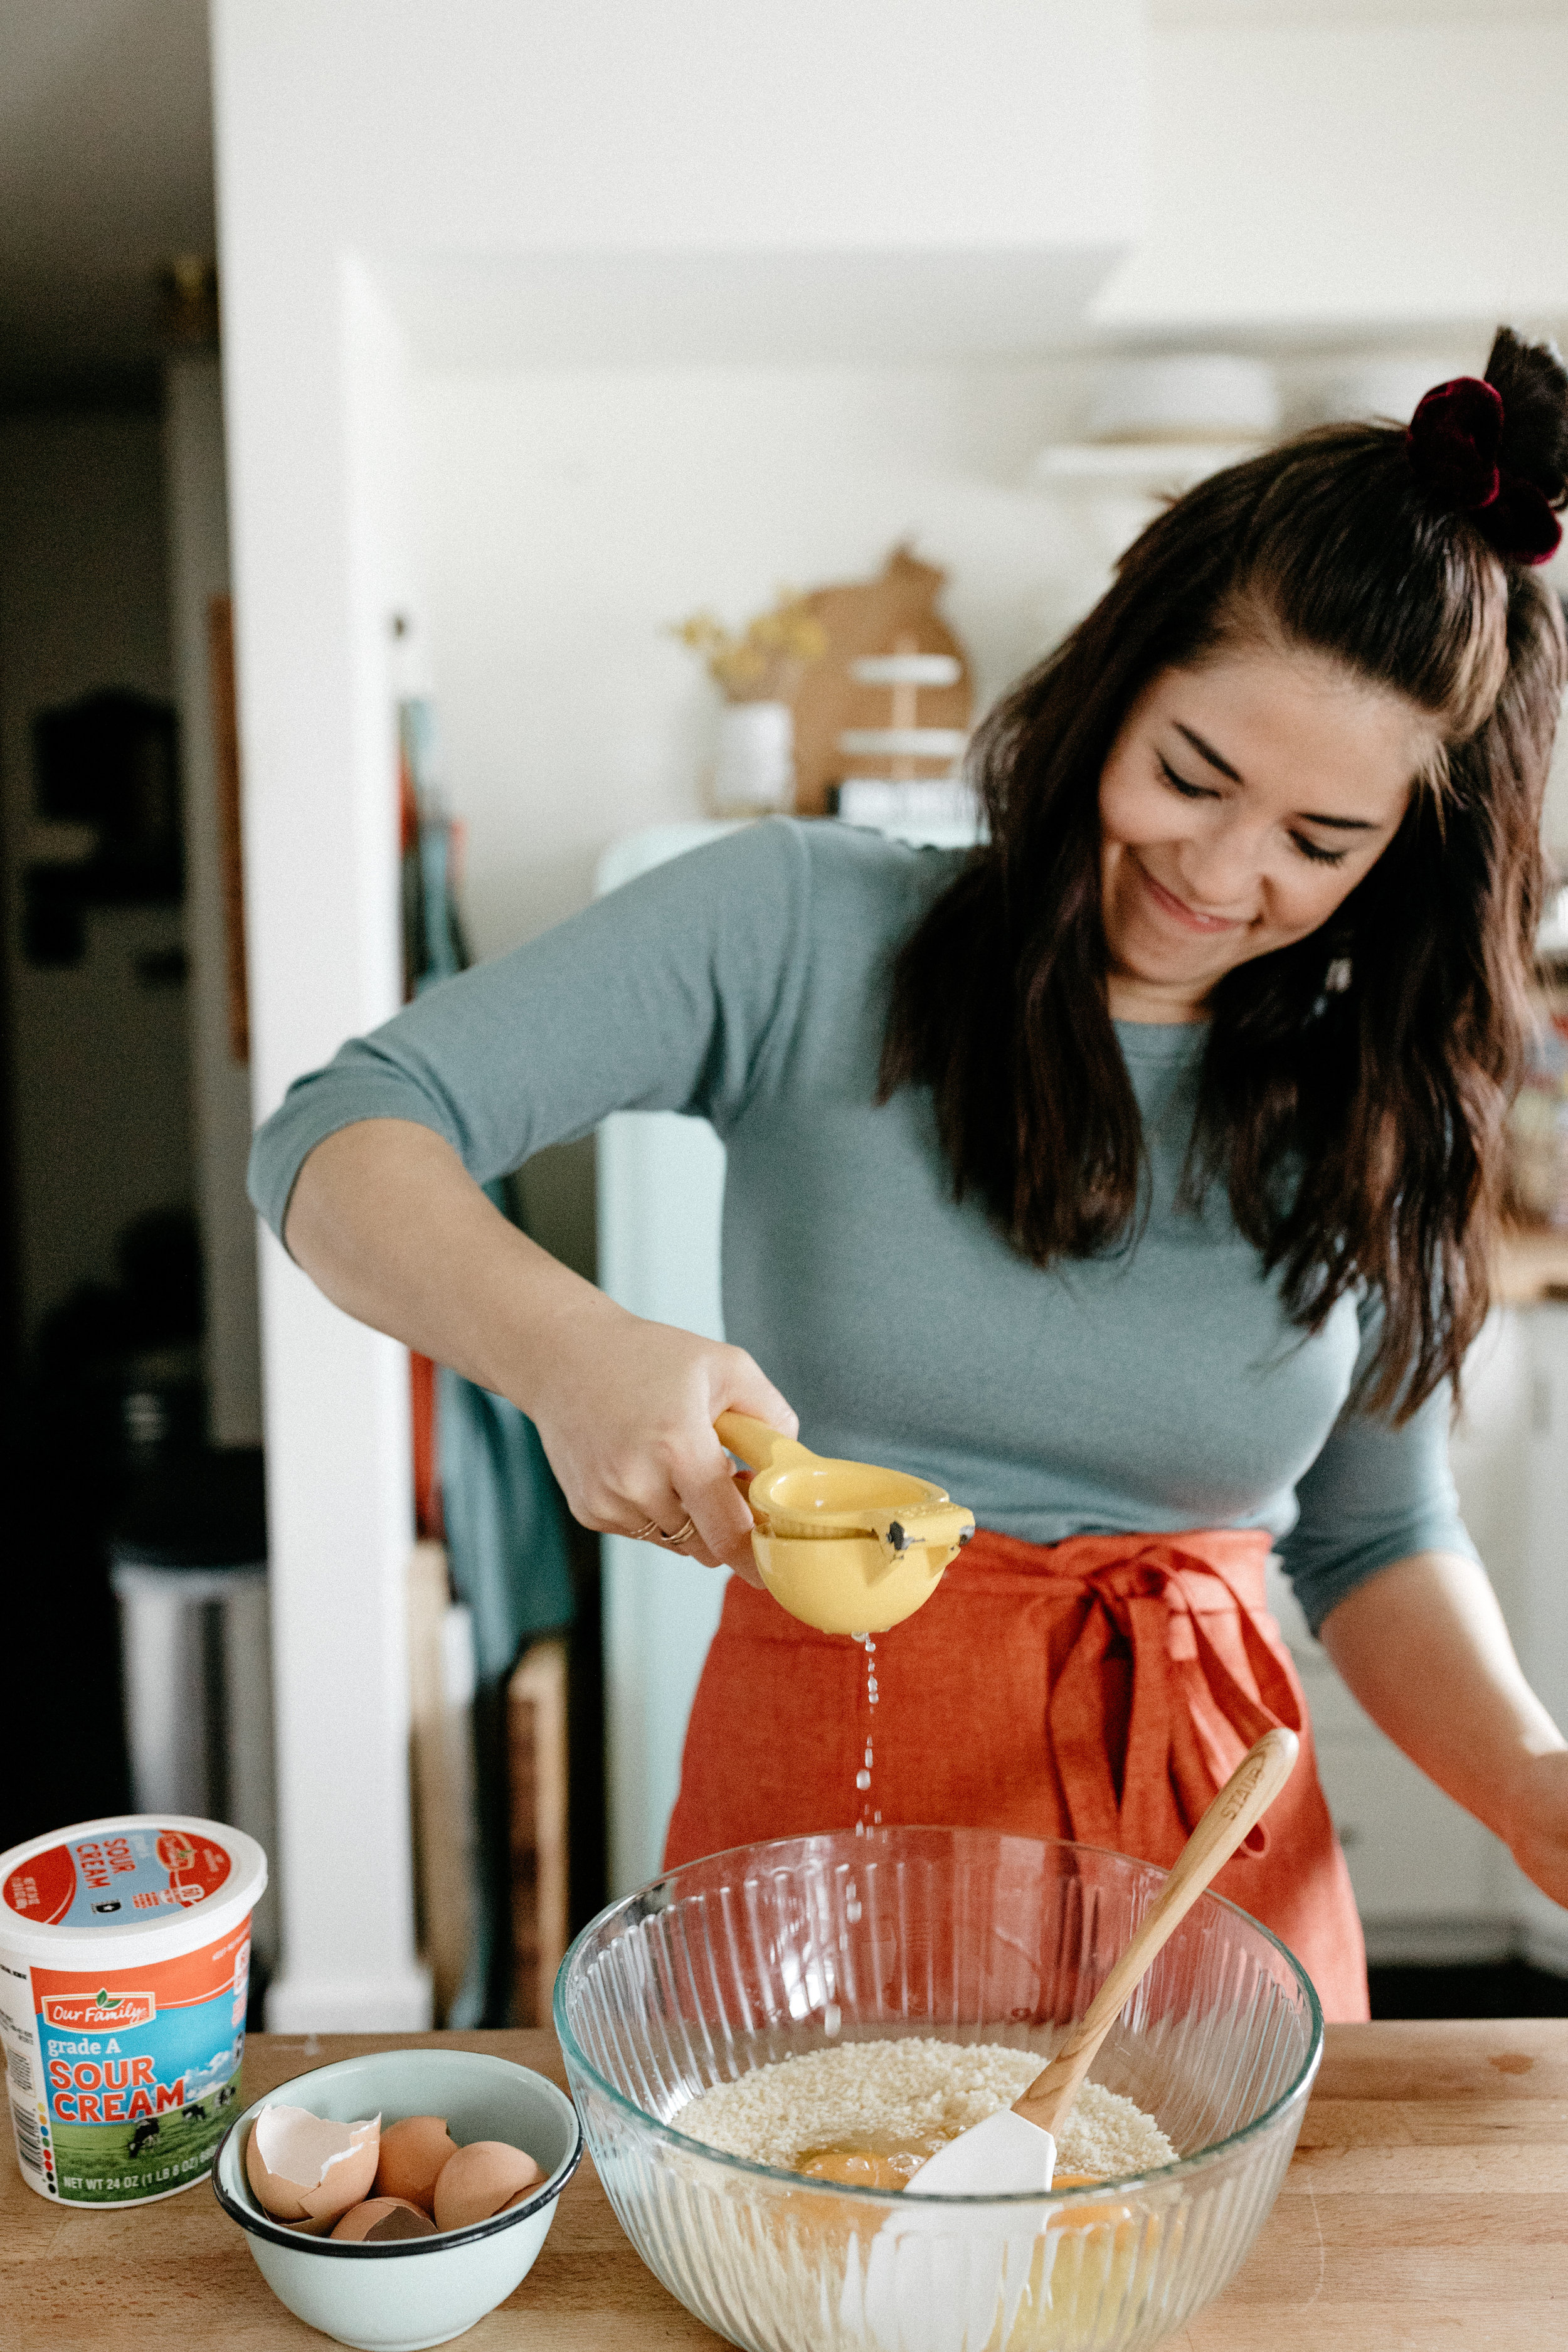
[628,1515,664,1542]
[662,1515,698,1545]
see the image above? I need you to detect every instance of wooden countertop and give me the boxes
[5,2022,1567,2349]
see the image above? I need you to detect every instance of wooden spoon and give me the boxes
[904,1725,1300,2200]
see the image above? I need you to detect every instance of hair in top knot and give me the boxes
[1406,331,1568,564]
[1483,326,1568,506]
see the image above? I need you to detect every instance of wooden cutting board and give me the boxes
[4,2021,1566,2348]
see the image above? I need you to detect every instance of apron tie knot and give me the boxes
[1044,1535,1303,1863]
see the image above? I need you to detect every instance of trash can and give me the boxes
[109,1448,278,1973]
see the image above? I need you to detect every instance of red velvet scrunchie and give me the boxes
[1406,376,1563,565]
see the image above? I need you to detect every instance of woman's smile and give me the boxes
[1126,851,1248,936]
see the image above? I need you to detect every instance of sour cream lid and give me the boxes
[0,1816,267,1969]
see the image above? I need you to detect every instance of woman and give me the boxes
[252,330,1568,2023]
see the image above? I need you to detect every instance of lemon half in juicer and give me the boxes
[715,1412,975,1636]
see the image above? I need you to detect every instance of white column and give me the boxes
[217,213,431,2025]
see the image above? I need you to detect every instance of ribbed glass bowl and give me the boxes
[556,1827,1320,2352]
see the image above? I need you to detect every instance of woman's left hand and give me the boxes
[1503,1749,1568,1909]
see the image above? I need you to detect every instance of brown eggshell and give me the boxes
[245,2104,381,2227]
[431,2140,544,2231]
[374,2115,458,2211]
[247,2121,308,2220]
[331,2196,438,2242]
[298,2126,381,2227]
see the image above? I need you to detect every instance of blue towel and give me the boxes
[438,1362,575,1683]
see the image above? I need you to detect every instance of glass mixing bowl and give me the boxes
[556,1826,1321,2352]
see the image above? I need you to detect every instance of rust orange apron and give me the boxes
[664,1525,1369,2024]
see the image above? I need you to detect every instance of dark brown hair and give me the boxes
[881,329,1568,1416]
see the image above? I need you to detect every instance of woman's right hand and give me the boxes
[521,1292,797,1582]
[285,1120,794,1581]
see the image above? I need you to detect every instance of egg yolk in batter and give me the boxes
[795,2139,1108,2198]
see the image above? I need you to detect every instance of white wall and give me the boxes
[1101,12,1568,333]
[0,413,191,1338]
[416,362,1106,960]
[215,2,1141,286]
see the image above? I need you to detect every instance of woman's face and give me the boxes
[1098,640,1437,1020]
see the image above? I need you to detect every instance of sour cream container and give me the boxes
[0,1814,267,2206]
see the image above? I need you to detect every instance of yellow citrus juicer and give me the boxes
[714,1412,975,1636]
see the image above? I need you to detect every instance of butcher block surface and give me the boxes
[4,2021,1567,2349]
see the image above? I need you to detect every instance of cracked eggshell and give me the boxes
[245,2104,382,2227]
[374,2114,458,2212]
[431,2139,544,2232]
[331,2196,438,2242]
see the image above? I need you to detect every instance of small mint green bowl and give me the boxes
[211,2047,581,2351]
